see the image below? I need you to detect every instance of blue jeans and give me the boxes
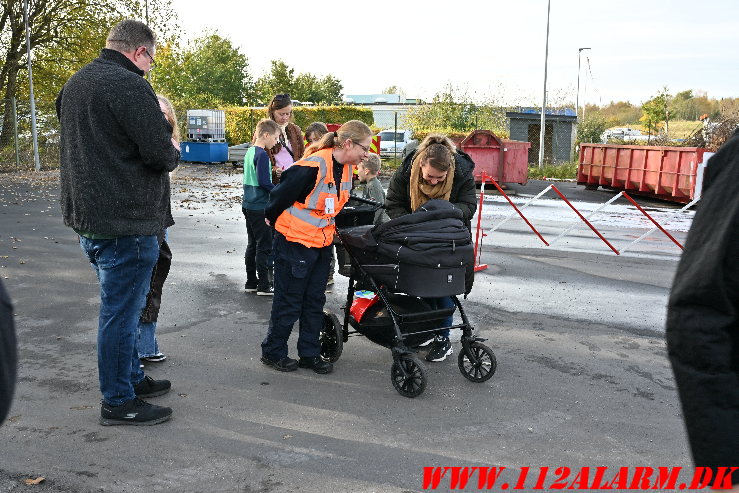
[424,296,455,339]
[137,230,170,358]
[137,321,160,358]
[79,235,159,406]
[262,232,331,360]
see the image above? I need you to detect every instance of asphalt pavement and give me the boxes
[0,165,695,492]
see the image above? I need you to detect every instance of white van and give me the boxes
[378,129,416,159]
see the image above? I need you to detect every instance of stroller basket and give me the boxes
[351,293,453,347]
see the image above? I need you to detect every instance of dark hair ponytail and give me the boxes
[413,133,456,171]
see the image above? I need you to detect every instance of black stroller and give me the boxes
[319,197,497,398]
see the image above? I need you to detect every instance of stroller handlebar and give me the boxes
[346,194,384,209]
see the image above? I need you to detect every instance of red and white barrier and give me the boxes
[472,170,695,259]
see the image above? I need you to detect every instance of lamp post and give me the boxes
[538,0,551,169]
[23,0,40,172]
[575,47,591,122]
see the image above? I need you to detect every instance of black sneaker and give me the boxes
[245,281,258,293]
[260,355,298,372]
[425,336,453,362]
[133,375,171,398]
[298,356,333,374]
[100,398,172,426]
[256,286,274,296]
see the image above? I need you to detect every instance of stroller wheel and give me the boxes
[458,342,497,383]
[391,354,427,398]
[320,311,343,363]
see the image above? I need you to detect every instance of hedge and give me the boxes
[411,128,510,144]
[223,105,374,145]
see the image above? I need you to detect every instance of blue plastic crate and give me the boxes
[180,142,228,163]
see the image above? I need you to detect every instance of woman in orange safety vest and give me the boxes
[261,120,373,374]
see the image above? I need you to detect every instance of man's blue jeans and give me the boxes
[79,235,159,406]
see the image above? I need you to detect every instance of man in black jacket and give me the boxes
[666,129,739,490]
[56,19,179,426]
[0,279,16,425]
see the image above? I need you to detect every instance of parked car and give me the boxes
[378,129,416,159]
[228,142,251,166]
[600,127,650,143]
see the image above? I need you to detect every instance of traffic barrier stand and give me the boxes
[486,178,618,255]
[483,174,691,256]
[490,184,554,234]
[618,161,705,254]
[473,172,489,272]
[548,191,624,249]
[617,193,685,253]
[485,174,549,246]
[548,185,620,255]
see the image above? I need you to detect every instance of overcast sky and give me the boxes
[172,0,739,107]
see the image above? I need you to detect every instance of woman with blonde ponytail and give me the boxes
[261,120,372,375]
[385,133,477,363]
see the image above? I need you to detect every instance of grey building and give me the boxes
[506,110,576,164]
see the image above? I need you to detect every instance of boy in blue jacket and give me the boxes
[243,119,281,295]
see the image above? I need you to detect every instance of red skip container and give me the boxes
[578,143,708,203]
[459,130,530,185]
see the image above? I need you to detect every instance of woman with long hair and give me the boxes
[384,133,477,362]
[260,93,305,180]
[261,120,372,374]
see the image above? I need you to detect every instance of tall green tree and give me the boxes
[254,60,294,104]
[2,0,180,140]
[406,84,506,135]
[254,59,343,105]
[150,32,252,108]
[640,89,670,139]
[0,1,108,140]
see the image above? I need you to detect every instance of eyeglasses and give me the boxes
[144,48,156,69]
[274,93,291,101]
[352,140,370,154]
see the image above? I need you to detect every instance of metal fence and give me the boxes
[0,98,60,172]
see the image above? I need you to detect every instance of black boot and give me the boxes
[298,356,333,374]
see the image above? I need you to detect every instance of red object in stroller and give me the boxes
[320,196,497,397]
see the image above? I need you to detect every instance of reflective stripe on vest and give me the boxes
[274,148,353,248]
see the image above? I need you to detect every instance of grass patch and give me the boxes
[528,161,578,180]
[617,120,702,140]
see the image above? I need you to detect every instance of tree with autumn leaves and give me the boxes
[0,0,343,147]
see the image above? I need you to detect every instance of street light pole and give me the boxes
[576,47,591,122]
[538,0,551,169]
[23,0,40,172]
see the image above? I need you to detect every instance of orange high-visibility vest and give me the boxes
[275,148,353,248]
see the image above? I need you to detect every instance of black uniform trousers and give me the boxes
[261,232,332,360]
